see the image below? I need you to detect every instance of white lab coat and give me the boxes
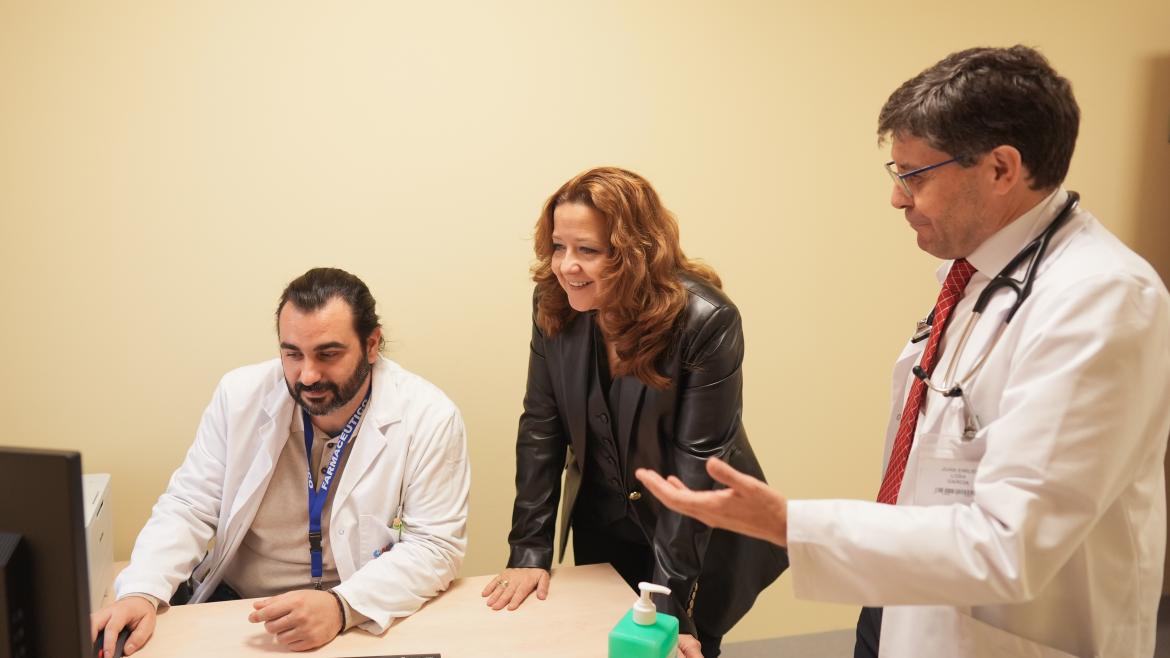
[115,356,470,633]
[788,190,1170,657]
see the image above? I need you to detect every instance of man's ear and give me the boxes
[366,327,382,362]
[988,145,1028,194]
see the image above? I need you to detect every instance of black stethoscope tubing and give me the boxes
[972,190,1081,322]
[912,190,1081,405]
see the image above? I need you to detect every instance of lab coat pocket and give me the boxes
[914,431,981,506]
[954,611,1078,658]
[928,427,987,463]
[357,514,398,568]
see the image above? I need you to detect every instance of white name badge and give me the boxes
[915,457,977,505]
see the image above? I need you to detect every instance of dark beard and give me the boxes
[288,357,372,416]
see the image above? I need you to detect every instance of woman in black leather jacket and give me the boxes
[482,167,786,658]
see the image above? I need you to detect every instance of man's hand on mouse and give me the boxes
[248,589,343,651]
[91,595,156,656]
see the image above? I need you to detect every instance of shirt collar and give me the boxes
[935,187,1067,284]
[290,402,332,439]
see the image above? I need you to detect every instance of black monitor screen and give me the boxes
[0,447,90,658]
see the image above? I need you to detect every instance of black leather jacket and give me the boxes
[506,276,787,636]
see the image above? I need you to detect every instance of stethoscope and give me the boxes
[910,191,1081,441]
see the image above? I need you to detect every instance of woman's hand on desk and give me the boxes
[249,590,342,651]
[91,595,156,656]
[481,567,550,611]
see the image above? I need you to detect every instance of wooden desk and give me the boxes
[103,564,634,657]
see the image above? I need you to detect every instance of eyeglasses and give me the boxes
[884,157,958,197]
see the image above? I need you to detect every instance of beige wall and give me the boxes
[2,0,1168,642]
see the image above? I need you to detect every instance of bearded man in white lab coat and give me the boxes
[637,45,1170,658]
[91,267,470,656]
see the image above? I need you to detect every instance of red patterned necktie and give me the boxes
[876,258,977,505]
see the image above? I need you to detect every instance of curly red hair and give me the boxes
[532,166,721,389]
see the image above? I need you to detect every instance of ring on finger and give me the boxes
[499,578,509,588]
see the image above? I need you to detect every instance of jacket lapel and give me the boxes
[617,375,646,462]
[227,381,291,525]
[331,358,395,514]
[206,375,291,591]
[556,313,592,470]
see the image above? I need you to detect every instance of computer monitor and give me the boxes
[0,447,91,658]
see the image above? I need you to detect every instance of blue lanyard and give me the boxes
[302,387,371,587]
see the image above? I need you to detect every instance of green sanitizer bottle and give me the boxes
[609,582,679,658]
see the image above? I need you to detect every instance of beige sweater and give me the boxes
[219,409,370,628]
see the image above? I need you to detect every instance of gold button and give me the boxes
[628,491,642,501]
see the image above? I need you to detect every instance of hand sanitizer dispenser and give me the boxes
[609,582,679,658]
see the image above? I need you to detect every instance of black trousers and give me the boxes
[854,606,882,658]
[573,514,723,658]
[168,580,241,606]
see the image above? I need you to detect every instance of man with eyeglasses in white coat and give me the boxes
[637,45,1170,658]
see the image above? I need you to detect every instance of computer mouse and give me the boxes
[93,626,131,658]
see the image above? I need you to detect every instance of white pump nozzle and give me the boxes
[633,582,671,625]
